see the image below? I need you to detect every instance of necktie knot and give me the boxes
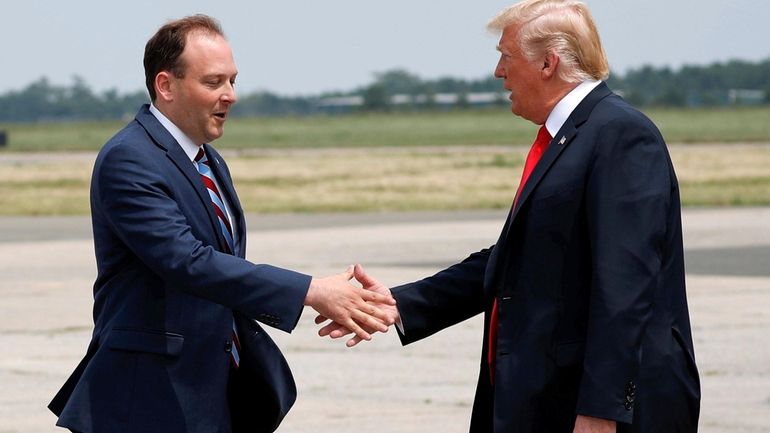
[194,147,206,164]
[535,125,552,150]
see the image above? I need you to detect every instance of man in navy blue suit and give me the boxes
[320,1,700,432]
[48,15,394,433]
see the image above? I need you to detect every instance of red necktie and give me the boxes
[194,147,241,368]
[488,125,551,383]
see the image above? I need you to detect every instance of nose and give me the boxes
[494,57,505,79]
[222,82,237,105]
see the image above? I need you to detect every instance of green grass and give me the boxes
[1,144,769,215]
[680,176,770,206]
[645,106,770,143]
[2,106,769,152]
[221,110,534,149]
[1,107,768,215]
[0,120,125,152]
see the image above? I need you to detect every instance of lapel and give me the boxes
[510,82,613,226]
[486,83,614,286]
[204,145,247,258]
[134,105,229,253]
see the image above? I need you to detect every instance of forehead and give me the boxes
[497,24,521,52]
[183,31,228,55]
[181,31,236,72]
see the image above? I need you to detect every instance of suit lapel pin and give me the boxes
[559,136,566,145]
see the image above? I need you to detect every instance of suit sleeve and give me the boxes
[575,117,672,423]
[94,142,310,332]
[392,247,491,345]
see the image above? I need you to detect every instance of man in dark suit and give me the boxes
[320,1,700,432]
[48,15,394,433]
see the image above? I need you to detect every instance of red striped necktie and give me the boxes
[194,147,241,368]
[488,125,552,383]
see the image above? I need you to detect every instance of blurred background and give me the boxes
[0,1,768,432]
[0,0,768,213]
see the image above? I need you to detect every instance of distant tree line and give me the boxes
[2,58,769,122]
[611,59,770,107]
[0,77,148,123]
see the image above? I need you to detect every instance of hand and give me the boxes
[305,265,396,343]
[573,415,616,433]
[315,264,400,347]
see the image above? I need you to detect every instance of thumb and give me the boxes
[342,264,355,281]
[354,263,375,286]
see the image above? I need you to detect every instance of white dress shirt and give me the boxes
[149,104,238,249]
[544,80,602,137]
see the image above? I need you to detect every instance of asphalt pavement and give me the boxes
[1,208,768,433]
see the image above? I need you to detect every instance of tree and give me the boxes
[373,69,423,95]
[362,83,390,112]
[764,82,770,105]
[3,57,770,121]
[455,91,470,110]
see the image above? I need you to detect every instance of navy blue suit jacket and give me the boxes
[392,84,701,433]
[49,105,311,433]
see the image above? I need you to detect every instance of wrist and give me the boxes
[304,278,320,306]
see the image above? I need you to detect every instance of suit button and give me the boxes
[224,340,232,353]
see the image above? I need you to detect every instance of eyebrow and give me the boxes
[201,72,238,80]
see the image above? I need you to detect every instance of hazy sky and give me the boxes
[3,0,766,96]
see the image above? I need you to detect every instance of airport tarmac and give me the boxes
[1,207,769,433]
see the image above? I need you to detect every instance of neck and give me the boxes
[536,81,580,125]
[153,101,175,124]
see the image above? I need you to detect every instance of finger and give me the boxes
[330,326,354,338]
[319,321,343,337]
[352,308,389,333]
[354,300,395,326]
[346,335,364,347]
[314,314,330,325]
[353,263,376,286]
[328,324,356,339]
[339,322,377,342]
[360,288,396,306]
[342,264,355,281]
[342,318,372,342]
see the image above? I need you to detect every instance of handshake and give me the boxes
[305,264,399,347]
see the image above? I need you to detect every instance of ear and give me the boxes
[155,71,174,103]
[541,50,560,80]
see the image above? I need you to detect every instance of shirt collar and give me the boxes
[544,80,602,137]
[149,104,202,163]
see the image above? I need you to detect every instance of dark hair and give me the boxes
[143,15,224,101]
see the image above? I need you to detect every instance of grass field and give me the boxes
[1,107,768,215]
[1,106,770,151]
[1,144,768,215]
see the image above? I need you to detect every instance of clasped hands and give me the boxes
[306,264,398,346]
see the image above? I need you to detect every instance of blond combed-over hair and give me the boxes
[488,0,610,83]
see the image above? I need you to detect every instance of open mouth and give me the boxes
[213,112,227,120]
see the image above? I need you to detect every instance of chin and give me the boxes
[207,129,224,142]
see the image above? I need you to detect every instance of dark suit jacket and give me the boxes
[392,83,701,433]
[48,105,310,433]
